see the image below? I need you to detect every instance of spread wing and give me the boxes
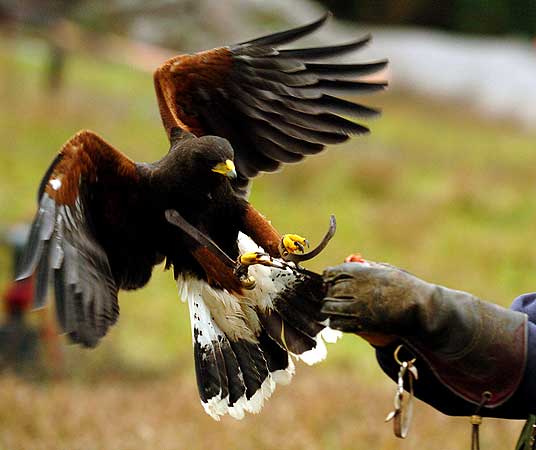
[17,130,141,347]
[153,13,387,194]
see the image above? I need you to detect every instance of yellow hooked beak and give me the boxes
[211,159,237,179]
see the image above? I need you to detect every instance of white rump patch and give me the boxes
[178,274,255,341]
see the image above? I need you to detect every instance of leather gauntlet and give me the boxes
[322,262,527,408]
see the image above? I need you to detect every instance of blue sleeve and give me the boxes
[510,293,536,414]
[374,293,536,419]
[511,292,536,321]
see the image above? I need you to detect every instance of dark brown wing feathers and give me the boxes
[18,130,139,347]
[154,48,234,138]
[153,15,387,192]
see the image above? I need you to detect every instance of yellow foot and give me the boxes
[235,252,273,290]
[280,234,309,257]
[238,251,272,267]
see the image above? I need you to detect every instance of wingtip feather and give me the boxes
[235,12,332,48]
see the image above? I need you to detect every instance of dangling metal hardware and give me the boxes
[385,344,418,439]
[470,391,492,450]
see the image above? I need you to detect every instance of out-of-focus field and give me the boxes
[0,34,534,449]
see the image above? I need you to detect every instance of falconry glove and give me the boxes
[322,262,527,410]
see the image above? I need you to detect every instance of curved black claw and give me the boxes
[282,215,337,264]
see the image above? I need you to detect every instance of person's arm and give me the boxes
[322,262,532,418]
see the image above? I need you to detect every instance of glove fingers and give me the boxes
[328,317,362,333]
[324,278,360,298]
[323,263,370,282]
[321,297,360,317]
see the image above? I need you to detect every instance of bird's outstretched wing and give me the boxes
[153,13,387,195]
[17,130,141,347]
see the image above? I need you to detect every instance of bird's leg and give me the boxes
[279,234,310,259]
[234,251,291,290]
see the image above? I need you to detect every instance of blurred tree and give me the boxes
[318,0,536,37]
[0,0,84,92]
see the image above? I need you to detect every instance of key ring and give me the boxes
[393,344,416,366]
[385,345,418,439]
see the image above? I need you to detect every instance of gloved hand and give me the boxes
[322,262,434,341]
[322,262,527,409]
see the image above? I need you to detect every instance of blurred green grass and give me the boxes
[1,31,535,450]
[1,33,535,376]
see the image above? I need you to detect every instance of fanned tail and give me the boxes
[181,232,339,421]
[238,233,341,366]
[185,285,295,420]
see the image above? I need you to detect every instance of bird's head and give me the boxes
[156,135,237,197]
[201,137,237,181]
[159,134,236,176]
[190,136,237,183]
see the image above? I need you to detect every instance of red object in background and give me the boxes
[344,253,366,263]
[3,278,34,314]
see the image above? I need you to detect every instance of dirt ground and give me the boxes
[0,368,524,450]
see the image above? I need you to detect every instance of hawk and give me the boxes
[17,13,386,419]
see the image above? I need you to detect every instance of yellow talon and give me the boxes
[239,251,271,266]
[281,234,309,255]
[236,252,276,289]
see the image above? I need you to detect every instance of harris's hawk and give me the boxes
[17,13,387,419]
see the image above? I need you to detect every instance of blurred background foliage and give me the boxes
[319,0,536,37]
[0,1,535,449]
[2,0,536,39]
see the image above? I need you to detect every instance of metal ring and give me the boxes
[393,344,417,366]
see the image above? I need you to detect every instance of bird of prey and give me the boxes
[17,13,387,419]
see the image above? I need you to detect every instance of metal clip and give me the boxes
[385,345,418,439]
